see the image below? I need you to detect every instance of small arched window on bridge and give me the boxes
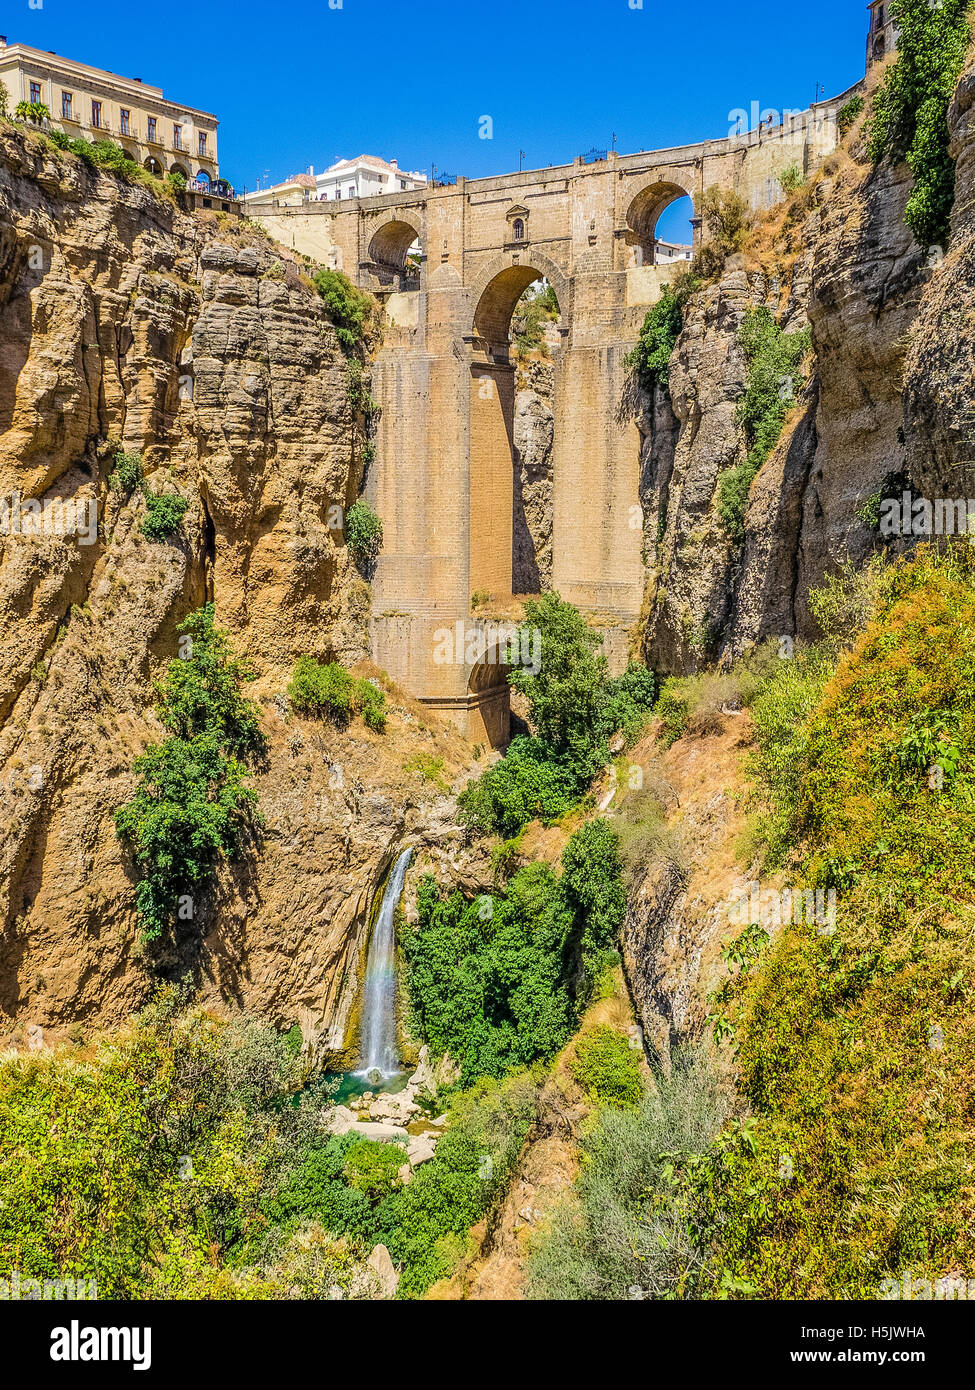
[512,218,525,241]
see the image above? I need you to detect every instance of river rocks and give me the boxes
[406,1135,437,1166]
[368,1092,420,1126]
[366,1244,400,1299]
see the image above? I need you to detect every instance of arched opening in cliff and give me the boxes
[470,267,563,604]
[367,219,423,291]
[625,182,695,267]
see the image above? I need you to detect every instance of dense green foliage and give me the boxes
[344,497,383,566]
[109,449,144,494]
[115,606,264,943]
[527,1048,731,1299]
[287,656,388,733]
[836,94,865,134]
[141,490,189,541]
[626,276,698,390]
[403,820,625,1083]
[570,1025,645,1108]
[717,307,810,540]
[0,994,541,1301]
[457,735,578,837]
[868,0,973,248]
[458,594,654,836]
[313,269,375,352]
[689,549,975,1296]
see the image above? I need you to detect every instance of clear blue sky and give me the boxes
[11,0,866,240]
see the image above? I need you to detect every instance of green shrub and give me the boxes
[867,0,972,248]
[166,169,186,193]
[526,1046,731,1300]
[115,606,264,943]
[836,94,865,135]
[777,162,805,195]
[109,449,144,494]
[313,268,374,352]
[154,603,267,762]
[403,820,624,1084]
[345,498,383,566]
[457,736,578,837]
[288,656,355,724]
[114,735,258,942]
[141,490,189,541]
[354,678,387,733]
[626,272,699,390]
[717,307,810,540]
[571,1026,644,1108]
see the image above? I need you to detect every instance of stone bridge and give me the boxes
[250,90,856,746]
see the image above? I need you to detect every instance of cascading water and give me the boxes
[359,846,413,1081]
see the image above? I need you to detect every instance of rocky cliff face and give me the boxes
[903,55,975,498]
[641,110,931,670]
[0,125,478,1047]
[512,357,554,595]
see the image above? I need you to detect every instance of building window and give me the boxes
[512,218,525,240]
[876,4,884,25]
[29,81,41,103]
[348,186,355,198]
[173,124,182,150]
[147,116,157,142]
[91,100,102,129]
[61,91,72,119]
[119,108,130,135]
[400,179,407,189]
[198,131,207,157]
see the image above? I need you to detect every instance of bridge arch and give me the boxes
[624,173,697,265]
[364,214,425,290]
[468,249,571,354]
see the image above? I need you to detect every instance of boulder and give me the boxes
[366,1244,400,1299]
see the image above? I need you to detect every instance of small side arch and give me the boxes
[623,171,697,264]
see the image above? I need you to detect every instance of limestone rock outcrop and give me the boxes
[0,124,477,1043]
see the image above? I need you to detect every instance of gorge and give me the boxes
[1,0,975,1306]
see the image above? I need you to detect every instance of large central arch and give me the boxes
[466,254,569,609]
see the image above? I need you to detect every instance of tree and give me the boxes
[14,100,49,124]
[509,592,612,783]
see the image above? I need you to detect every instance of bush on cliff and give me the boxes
[717,306,810,541]
[457,594,655,838]
[868,0,973,249]
[313,268,375,352]
[115,605,264,943]
[287,656,388,733]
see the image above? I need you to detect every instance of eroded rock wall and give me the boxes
[0,125,476,1044]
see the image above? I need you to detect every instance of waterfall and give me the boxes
[359,847,413,1080]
